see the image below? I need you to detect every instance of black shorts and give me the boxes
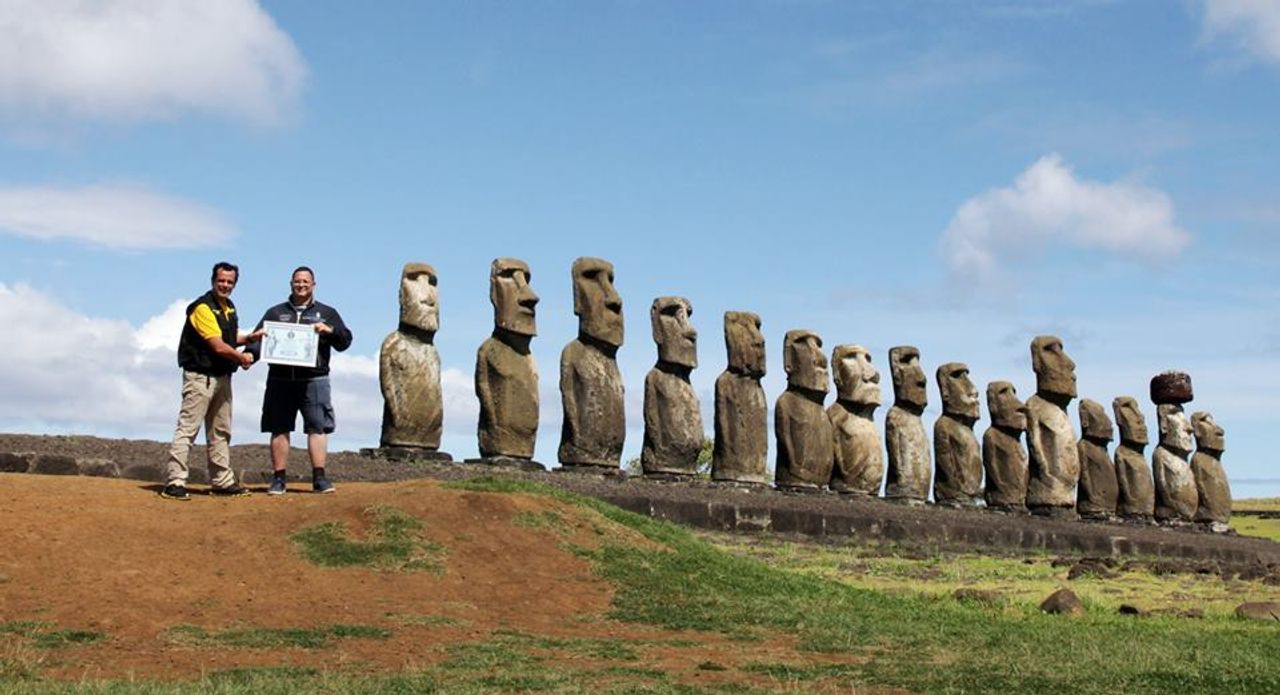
[261,377,335,434]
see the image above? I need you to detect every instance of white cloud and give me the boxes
[0,0,306,127]
[1202,0,1280,64]
[941,154,1190,279]
[0,183,236,249]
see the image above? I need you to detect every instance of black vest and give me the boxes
[177,291,240,376]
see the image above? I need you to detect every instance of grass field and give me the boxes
[3,480,1279,693]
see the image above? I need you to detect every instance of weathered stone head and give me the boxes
[987,381,1026,431]
[783,330,828,394]
[724,311,765,377]
[1031,335,1077,401]
[889,346,927,409]
[833,345,880,407]
[399,262,439,334]
[651,297,696,369]
[572,257,623,347]
[1191,411,1225,453]
[1113,397,1149,446]
[1079,399,1114,442]
[490,258,537,336]
[937,362,979,421]
[1157,404,1193,453]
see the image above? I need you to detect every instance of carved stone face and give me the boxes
[1078,398,1114,441]
[399,262,438,333]
[987,381,1026,430]
[651,296,696,369]
[937,362,979,420]
[724,311,765,377]
[1157,404,1193,453]
[1113,396,1148,446]
[783,329,828,394]
[833,345,880,406]
[572,257,623,347]
[1191,411,1225,452]
[889,346,927,409]
[490,257,538,336]
[1031,335,1077,400]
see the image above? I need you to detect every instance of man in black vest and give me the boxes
[162,261,263,500]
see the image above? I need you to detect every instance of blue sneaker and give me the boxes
[268,477,287,496]
[313,476,335,494]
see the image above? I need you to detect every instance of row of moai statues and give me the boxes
[373,257,1231,528]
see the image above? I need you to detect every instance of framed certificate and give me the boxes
[261,321,319,367]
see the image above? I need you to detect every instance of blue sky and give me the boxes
[1,0,1277,495]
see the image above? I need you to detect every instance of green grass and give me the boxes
[0,622,105,650]
[1232,515,1280,542]
[446,476,1280,694]
[164,624,390,650]
[290,505,446,573]
[1233,497,1280,513]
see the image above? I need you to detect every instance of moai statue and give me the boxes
[1153,404,1197,523]
[378,263,451,460]
[884,346,931,504]
[1076,399,1118,520]
[1190,411,1231,529]
[641,297,703,477]
[932,362,983,507]
[1151,371,1197,524]
[774,330,834,491]
[711,311,768,485]
[558,257,625,471]
[983,381,1028,512]
[1113,396,1155,520]
[472,258,541,469]
[1025,336,1080,517]
[828,345,883,495]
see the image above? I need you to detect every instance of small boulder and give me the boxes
[1118,604,1146,616]
[31,454,79,475]
[1039,588,1084,615]
[0,452,33,473]
[1235,602,1280,621]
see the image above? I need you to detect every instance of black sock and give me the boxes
[312,467,325,480]
[273,470,286,480]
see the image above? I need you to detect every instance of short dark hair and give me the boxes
[292,266,315,281]
[211,261,239,283]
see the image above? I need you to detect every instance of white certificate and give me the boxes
[261,321,319,367]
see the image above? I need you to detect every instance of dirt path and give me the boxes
[0,474,846,687]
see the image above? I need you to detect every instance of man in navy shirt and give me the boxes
[248,266,353,494]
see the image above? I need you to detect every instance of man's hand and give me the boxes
[247,329,266,341]
[313,322,333,335]
[239,352,255,369]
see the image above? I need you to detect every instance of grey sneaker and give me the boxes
[312,476,335,494]
[268,477,287,496]
[210,483,252,497]
[160,484,190,501]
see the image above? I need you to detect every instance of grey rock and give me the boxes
[1077,399,1118,518]
[380,263,445,451]
[558,257,625,469]
[828,345,883,495]
[712,312,768,485]
[933,362,982,507]
[1153,404,1197,523]
[1235,602,1280,621]
[476,258,540,460]
[774,330,833,490]
[1191,411,1231,525]
[1039,588,1084,615]
[1113,396,1155,519]
[642,297,703,476]
[884,346,931,502]
[1026,336,1080,513]
[983,381,1028,511]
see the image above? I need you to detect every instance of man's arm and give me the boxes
[243,310,270,361]
[191,304,254,368]
[314,305,354,352]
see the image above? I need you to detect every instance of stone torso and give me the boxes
[827,402,883,495]
[475,336,539,458]
[1153,445,1197,522]
[558,339,625,467]
[885,405,931,500]
[933,414,982,505]
[641,366,704,475]
[711,371,768,484]
[1191,451,1231,524]
[1114,444,1155,518]
[1025,394,1080,508]
[379,331,442,449]
[1076,439,1118,517]
[983,426,1027,509]
[774,390,834,489]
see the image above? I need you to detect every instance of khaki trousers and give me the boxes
[166,370,237,488]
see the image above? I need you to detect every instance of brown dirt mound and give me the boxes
[0,474,841,687]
